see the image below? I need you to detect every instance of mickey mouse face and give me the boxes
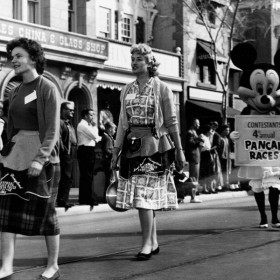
[238,68,280,112]
[231,43,280,113]
[250,69,279,96]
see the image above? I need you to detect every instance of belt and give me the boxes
[78,145,95,148]
[130,125,155,128]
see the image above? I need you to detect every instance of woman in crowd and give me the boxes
[111,43,185,261]
[217,124,232,191]
[199,124,216,194]
[0,38,61,280]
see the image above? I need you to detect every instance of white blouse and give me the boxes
[199,134,211,151]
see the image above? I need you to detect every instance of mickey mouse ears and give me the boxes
[231,42,280,71]
[230,43,257,70]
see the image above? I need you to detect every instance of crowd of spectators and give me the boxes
[180,118,244,204]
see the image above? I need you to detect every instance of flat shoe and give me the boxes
[38,270,60,280]
[136,252,152,261]
[259,223,268,228]
[272,223,280,228]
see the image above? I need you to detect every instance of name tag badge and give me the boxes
[125,93,136,100]
[25,90,37,104]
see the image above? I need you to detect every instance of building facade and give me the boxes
[0,0,184,188]
[0,0,183,126]
[0,1,277,148]
[152,0,280,140]
[152,0,242,142]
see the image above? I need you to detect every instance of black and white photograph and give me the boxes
[0,0,279,279]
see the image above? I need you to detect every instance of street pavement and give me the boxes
[9,190,280,280]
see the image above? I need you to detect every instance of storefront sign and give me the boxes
[188,86,223,102]
[0,19,108,58]
[235,115,280,166]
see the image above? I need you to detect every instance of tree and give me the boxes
[182,0,274,124]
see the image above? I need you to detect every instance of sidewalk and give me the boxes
[56,188,253,217]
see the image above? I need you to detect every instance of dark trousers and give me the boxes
[103,159,113,197]
[57,153,73,204]
[254,187,279,224]
[189,162,200,182]
[77,145,96,205]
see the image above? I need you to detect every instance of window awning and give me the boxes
[197,40,227,63]
[97,82,123,91]
[188,100,240,118]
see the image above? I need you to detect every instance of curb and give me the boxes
[56,203,111,217]
[56,190,252,217]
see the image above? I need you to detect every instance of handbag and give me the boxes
[105,170,128,212]
[128,137,142,153]
[0,140,15,157]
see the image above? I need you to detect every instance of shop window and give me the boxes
[228,68,242,106]
[196,58,216,86]
[28,0,40,24]
[196,40,222,87]
[196,0,216,26]
[228,69,241,93]
[114,11,119,40]
[136,17,145,44]
[121,14,132,43]
[13,0,22,20]
[68,0,77,32]
[99,7,111,38]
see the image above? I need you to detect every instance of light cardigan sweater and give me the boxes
[7,76,61,165]
[115,76,178,150]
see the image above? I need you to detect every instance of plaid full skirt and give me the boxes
[0,164,60,235]
[0,131,60,236]
[116,149,178,210]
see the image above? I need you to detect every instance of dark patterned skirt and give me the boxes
[0,164,60,236]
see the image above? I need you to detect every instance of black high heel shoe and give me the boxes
[136,251,152,261]
[152,246,160,255]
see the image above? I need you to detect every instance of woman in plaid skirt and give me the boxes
[0,38,61,280]
[111,44,185,261]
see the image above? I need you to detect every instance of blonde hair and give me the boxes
[130,43,160,77]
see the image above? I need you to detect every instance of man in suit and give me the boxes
[185,118,203,203]
[57,101,77,209]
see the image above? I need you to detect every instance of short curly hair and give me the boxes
[6,37,46,75]
[130,43,160,77]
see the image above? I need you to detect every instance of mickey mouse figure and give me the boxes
[230,42,280,229]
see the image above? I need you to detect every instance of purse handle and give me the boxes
[113,169,119,183]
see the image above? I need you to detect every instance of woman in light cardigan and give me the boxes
[0,38,61,280]
[111,43,185,261]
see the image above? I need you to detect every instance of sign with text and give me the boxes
[0,18,108,59]
[235,115,280,166]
